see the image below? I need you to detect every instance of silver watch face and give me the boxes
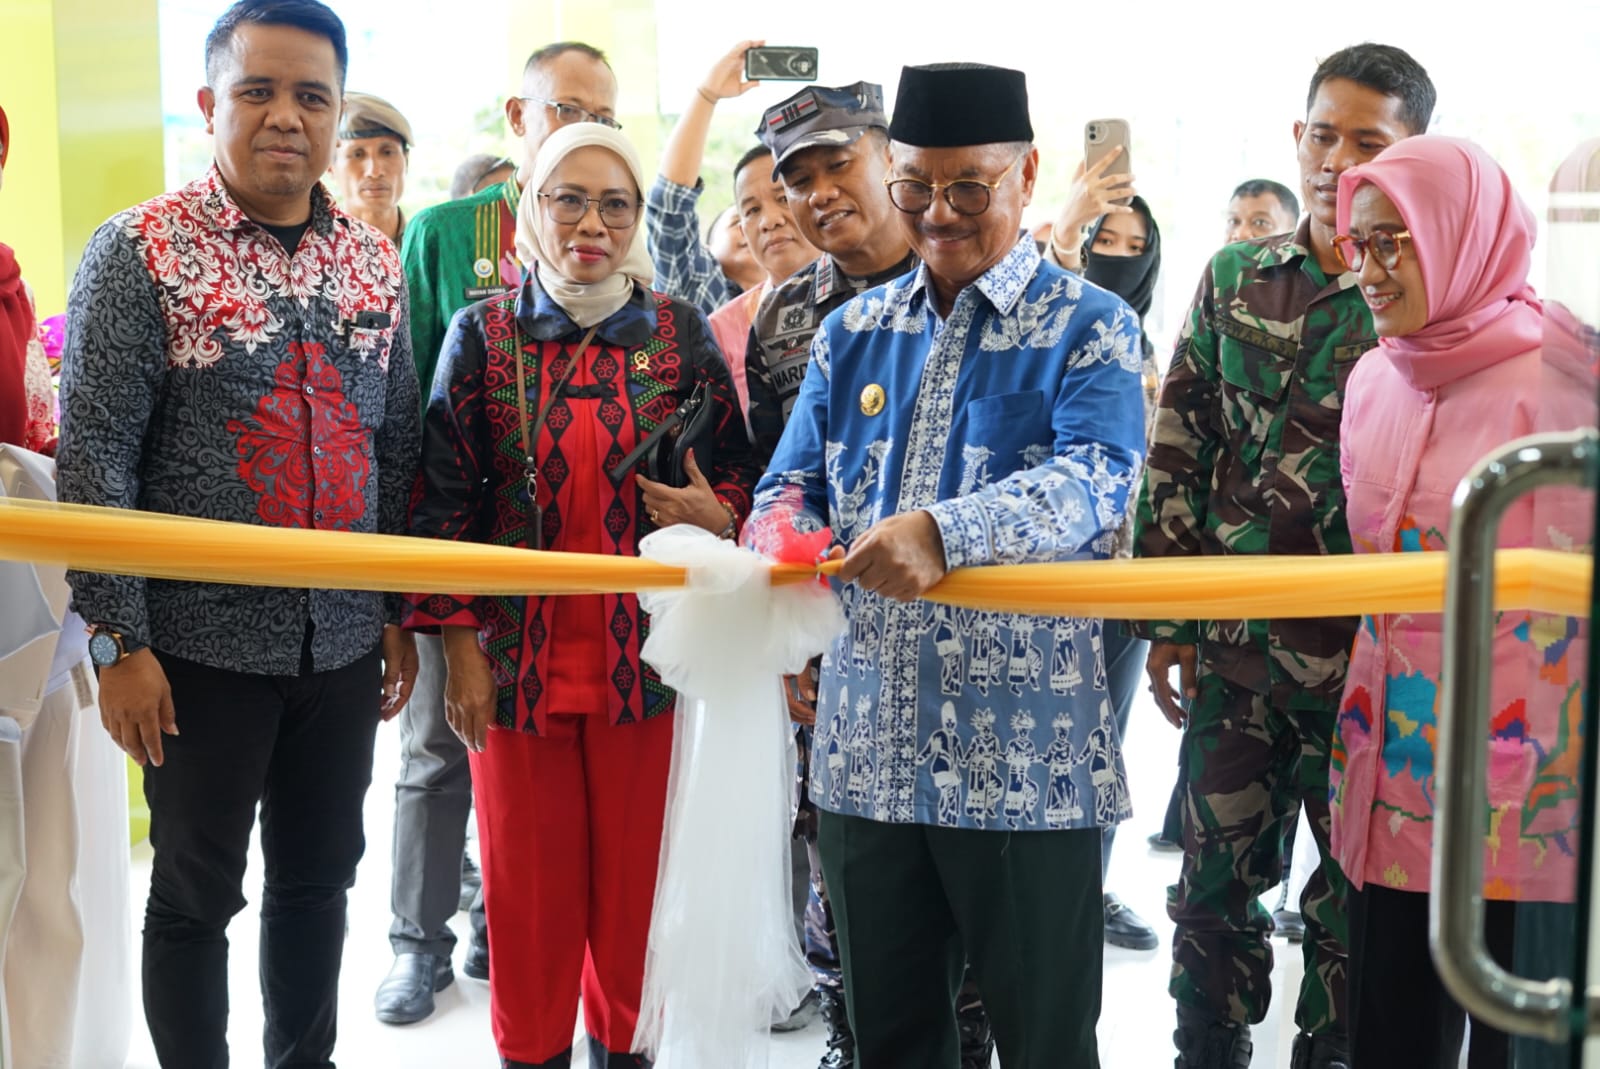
[88,631,121,667]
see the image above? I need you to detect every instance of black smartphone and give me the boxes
[743,46,819,82]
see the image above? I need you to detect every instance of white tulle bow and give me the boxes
[633,525,845,1068]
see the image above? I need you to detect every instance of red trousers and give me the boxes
[469,712,674,1063]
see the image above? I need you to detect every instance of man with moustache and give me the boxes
[377,39,619,1025]
[1224,178,1300,245]
[749,83,1013,1069]
[329,91,412,244]
[55,2,421,1065]
[745,63,1144,1068]
[1133,43,1436,1069]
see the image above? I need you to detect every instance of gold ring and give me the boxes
[651,508,660,523]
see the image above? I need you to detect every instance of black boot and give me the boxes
[1290,1031,1349,1069]
[956,991,994,1069]
[585,1037,652,1069]
[816,986,856,1069]
[1173,1004,1252,1069]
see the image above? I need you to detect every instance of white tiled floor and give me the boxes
[123,686,1304,1068]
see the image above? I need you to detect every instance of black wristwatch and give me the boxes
[88,624,145,667]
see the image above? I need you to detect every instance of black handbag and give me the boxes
[608,375,716,489]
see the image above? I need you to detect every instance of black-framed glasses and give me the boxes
[883,153,1025,216]
[1332,229,1412,272]
[538,187,640,229]
[517,95,621,131]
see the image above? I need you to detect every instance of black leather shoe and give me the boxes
[1290,1031,1349,1069]
[1273,907,1307,942]
[1147,831,1182,852]
[1104,892,1160,950]
[1173,1005,1252,1069]
[463,928,490,981]
[374,952,453,1025]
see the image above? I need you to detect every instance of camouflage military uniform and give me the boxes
[745,250,918,463]
[1132,219,1375,1037]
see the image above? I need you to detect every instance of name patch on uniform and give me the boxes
[464,285,514,301]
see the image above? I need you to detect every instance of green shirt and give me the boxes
[399,176,523,407]
[1132,218,1377,709]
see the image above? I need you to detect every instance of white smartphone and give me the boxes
[1084,119,1134,206]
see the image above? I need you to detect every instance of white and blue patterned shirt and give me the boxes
[745,234,1145,830]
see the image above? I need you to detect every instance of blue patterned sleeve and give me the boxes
[644,175,733,316]
[57,219,167,642]
[924,302,1146,569]
[740,331,832,559]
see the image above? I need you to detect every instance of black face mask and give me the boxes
[1081,195,1161,324]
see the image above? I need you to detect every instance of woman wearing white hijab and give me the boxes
[406,123,758,1069]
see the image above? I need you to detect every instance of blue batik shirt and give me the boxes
[745,234,1145,831]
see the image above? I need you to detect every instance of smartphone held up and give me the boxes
[1084,119,1134,206]
[743,46,819,82]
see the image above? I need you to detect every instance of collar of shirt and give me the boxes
[906,232,1041,320]
[516,267,655,347]
[1235,216,1357,299]
[815,250,920,304]
[198,163,338,240]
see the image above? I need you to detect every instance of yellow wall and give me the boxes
[0,0,164,315]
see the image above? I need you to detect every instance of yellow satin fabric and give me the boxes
[0,498,1589,619]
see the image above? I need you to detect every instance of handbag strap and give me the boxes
[607,375,709,483]
[514,322,601,484]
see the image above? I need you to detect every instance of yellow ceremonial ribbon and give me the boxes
[0,498,1590,619]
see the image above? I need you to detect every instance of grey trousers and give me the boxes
[388,634,484,956]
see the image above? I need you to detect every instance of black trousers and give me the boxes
[142,646,382,1069]
[818,811,1104,1069]
[1347,883,1515,1069]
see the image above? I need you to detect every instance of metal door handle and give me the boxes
[1434,429,1598,1041]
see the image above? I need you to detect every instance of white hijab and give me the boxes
[515,123,655,328]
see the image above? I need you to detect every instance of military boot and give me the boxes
[1173,1004,1252,1069]
[817,986,856,1069]
[1290,1031,1350,1069]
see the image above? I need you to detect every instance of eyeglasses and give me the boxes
[538,187,640,229]
[883,154,1025,216]
[517,95,621,131]
[1332,229,1412,272]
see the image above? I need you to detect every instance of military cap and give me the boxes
[339,91,413,150]
[756,81,886,179]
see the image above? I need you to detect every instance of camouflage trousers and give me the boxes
[1168,667,1350,1035]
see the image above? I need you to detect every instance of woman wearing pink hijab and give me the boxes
[1330,135,1589,1067]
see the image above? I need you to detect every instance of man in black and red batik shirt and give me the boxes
[55,3,420,1067]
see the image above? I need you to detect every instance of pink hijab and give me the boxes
[1336,135,1542,391]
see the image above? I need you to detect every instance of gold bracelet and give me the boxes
[696,86,717,106]
[715,497,737,540]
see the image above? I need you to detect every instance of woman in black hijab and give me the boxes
[1081,194,1161,366]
